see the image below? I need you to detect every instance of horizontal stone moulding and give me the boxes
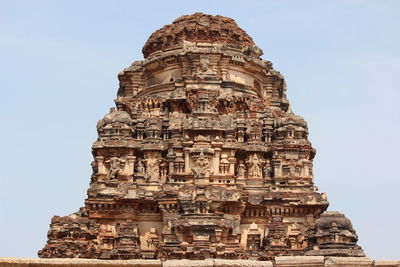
[0,257,399,267]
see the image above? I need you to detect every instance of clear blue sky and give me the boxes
[1,0,399,260]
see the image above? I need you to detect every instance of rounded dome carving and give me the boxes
[305,211,365,257]
[142,12,255,58]
[315,211,354,231]
[96,107,132,135]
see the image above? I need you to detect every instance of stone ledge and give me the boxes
[0,257,398,267]
[213,259,273,267]
[0,258,161,267]
[373,260,400,267]
[275,256,325,266]
[163,259,214,267]
[325,257,373,266]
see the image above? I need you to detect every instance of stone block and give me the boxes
[373,260,400,267]
[325,257,373,267]
[214,259,273,267]
[163,259,214,267]
[275,256,325,267]
[0,258,162,267]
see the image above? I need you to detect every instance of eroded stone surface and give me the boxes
[305,212,365,257]
[142,12,255,58]
[373,260,400,267]
[275,256,324,266]
[163,259,214,267]
[214,259,273,267]
[39,13,365,261]
[325,257,373,266]
[0,257,162,267]
[1,258,399,267]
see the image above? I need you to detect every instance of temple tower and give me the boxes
[39,13,363,260]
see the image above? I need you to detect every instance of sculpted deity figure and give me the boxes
[160,162,168,180]
[191,151,211,178]
[247,154,262,178]
[106,156,124,180]
[147,157,161,182]
[136,160,145,174]
[263,161,272,178]
[237,160,246,178]
[199,54,209,72]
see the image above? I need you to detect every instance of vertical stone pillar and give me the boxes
[237,128,245,143]
[96,156,106,175]
[124,156,136,177]
[184,149,190,174]
[273,159,281,177]
[228,156,236,175]
[303,163,309,177]
[263,77,274,98]
[167,152,176,175]
[214,148,221,174]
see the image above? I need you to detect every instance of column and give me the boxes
[124,156,136,177]
[214,148,221,174]
[184,149,190,174]
[96,156,106,175]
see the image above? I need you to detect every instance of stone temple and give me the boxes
[38,13,366,261]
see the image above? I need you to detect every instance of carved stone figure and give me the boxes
[136,160,145,174]
[145,152,161,182]
[237,161,246,178]
[263,162,272,178]
[200,54,209,72]
[106,156,124,180]
[247,154,262,178]
[191,151,211,178]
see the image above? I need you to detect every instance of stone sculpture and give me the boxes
[39,12,365,261]
[107,156,124,180]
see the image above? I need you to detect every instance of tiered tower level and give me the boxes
[39,13,365,260]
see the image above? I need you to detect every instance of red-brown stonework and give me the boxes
[39,13,365,261]
[142,12,255,58]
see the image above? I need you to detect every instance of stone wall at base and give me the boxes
[1,257,399,267]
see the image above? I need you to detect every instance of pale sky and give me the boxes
[0,0,399,260]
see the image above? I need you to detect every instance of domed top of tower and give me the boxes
[96,107,131,132]
[142,12,255,58]
[315,211,354,230]
[305,211,365,257]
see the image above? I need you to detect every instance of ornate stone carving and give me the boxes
[39,13,364,262]
[142,12,255,58]
[247,154,263,178]
[237,161,246,178]
[144,151,161,182]
[136,160,146,174]
[247,223,261,253]
[305,211,365,257]
[200,55,209,72]
[191,150,211,178]
[106,156,125,180]
[263,161,272,179]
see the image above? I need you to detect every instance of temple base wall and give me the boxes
[1,257,398,267]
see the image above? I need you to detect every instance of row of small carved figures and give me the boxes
[101,155,275,180]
